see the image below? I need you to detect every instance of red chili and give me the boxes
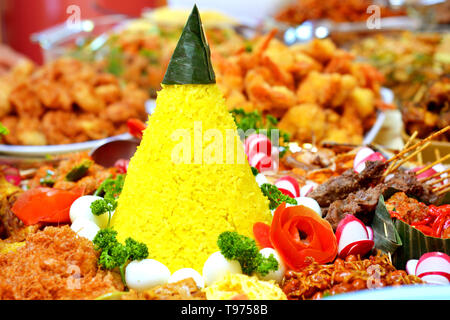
[413,224,433,236]
[127,118,147,139]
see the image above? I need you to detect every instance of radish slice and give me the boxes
[366,226,374,241]
[249,152,272,173]
[5,175,21,186]
[336,215,373,258]
[2,166,21,186]
[300,183,317,197]
[275,176,300,198]
[420,273,450,285]
[353,147,375,171]
[353,147,386,173]
[245,134,272,159]
[339,239,374,258]
[415,252,450,280]
[406,259,419,275]
[412,166,437,180]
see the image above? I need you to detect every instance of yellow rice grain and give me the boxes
[111,84,271,272]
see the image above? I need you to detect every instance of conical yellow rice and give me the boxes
[111,84,271,272]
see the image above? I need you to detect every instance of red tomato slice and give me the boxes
[253,222,273,249]
[12,187,83,225]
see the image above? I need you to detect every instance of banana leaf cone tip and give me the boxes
[162,5,216,85]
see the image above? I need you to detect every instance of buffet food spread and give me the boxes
[0,2,449,301]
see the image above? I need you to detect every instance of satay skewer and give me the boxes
[384,131,418,176]
[436,184,450,196]
[385,126,449,169]
[420,168,450,183]
[431,175,450,188]
[416,153,450,175]
[388,141,431,173]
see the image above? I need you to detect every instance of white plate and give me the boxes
[0,99,156,158]
[0,133,133,158]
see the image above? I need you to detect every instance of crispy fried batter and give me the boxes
[0,57,148,145]
[122,278,206,300]
[0,225,124,300]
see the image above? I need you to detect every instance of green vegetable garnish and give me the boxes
[230,108,290,144]
[40,170,55,187]
[0,122,9,137]
[251,166,259,176]
[217,231,278,276]
[91,174,125,228]
[93,228,149,287]
[260,183,297,210]
[93,174,125,199]
[65,160,92,182]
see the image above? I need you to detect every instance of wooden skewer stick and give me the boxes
[386,126,449,165]
[384,131,418,176]
[416,153,450,175]
[433,181,450,192]
[431,175,450,187]
[420,168,450,182]
[388,141,431,174]
[437,184,450,196]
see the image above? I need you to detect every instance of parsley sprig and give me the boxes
[93,228,148,287]
[91,174,125,228]
[260,183,297,210]
[217,231,278,276]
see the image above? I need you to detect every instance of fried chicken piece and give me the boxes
[9,83,44,118]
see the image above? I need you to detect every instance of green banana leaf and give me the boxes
[393,218,450,269]
[372,195,402,256]
[162,5,216,85]
[373,189,450,270]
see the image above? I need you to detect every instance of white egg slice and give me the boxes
[169,268,204,288]
[125,259,171,291]
[255,173,269,187]
[258,248,286,284]
[69,195,112,229]
[202,251,242,287]
[70,218,100,241]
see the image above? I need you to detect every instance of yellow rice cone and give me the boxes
[111,84,271,272]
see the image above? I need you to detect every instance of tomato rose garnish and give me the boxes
[270,203,337,271]
[12,187,84,225]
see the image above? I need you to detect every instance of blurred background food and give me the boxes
[0,57,148,145]
[275,0,406,25]
[0,0,448,152]
[351,31,449,142]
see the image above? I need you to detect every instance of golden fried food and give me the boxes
[276,0,406,25]
[122,278,206,300]
[214,33,390,145]
[28,152,117,195]
[0,58,148,145]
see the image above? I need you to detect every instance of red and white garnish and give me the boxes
[2,166,21,186]
[245,134,278,172]
[249,152,272,172]
[275,176,299,198]
[353,147,386,173]
[335,215,374,258]
[300,182,317,197]
[244,134,272,159]
[412,164,448,185]
[406,252,450,285]
[114,159,129,174]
